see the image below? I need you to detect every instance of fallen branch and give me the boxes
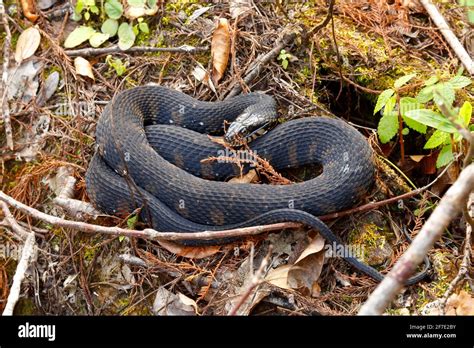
[358,164,474,315]
[0,190,300,241]
[64,45,208,57]
[226,30,297,98]
[1,202,37,316]
[420,0,474,75]
[0,0,13,150]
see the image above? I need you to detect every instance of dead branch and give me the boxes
[1,202,37,316]
[0,190,300,241]
[0,0,13,150]
[419,0,474,75]
[358,164,474,315]
[64,45,209,57]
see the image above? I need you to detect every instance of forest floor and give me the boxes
[0,0,473,315]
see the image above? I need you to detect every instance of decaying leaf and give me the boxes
[229,169,257,184]
[211,18,231,85]
[192,63,216,92]
[37,71,60,106]
[266,234,326,296]
[230,0,252,18]
[157,239,220,259]
[74,57,94,80]
[7,59,43,102]
[446,290,474,315]
[20,0,39,22]
[15,27,41,64]
[153,287,197,315]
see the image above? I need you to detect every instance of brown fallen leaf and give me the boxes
[157,239,221,259]
[229,169,258,184]
[74,57,94,80]
[266,234,326,297]
[210,18,231,85]
[192,63,216,92]
[446,290,474,315]
[15,27,41,64]
[20,0,39,22]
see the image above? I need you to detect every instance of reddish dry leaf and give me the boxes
[158,240,221,259]
[211,18,231,85]
[229,169,258,184]
[20,0,39,22]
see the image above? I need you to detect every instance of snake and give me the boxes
[85,85,429,285]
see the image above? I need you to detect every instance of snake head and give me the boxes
[224,105,277,145]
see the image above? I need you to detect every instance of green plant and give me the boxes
[106,55,127,76]
[65,0,157,51]
[277,49,292,69]
[374,72,472,168]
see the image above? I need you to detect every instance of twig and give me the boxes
[226,30,297,98]
[0,190,300,241]
[358,164,474,315]
[228,246,272,315]
[0,0,13,150]
[307,0,336,36]
[419,0,474,75]
[64,45,208,57]
[1,202,37,316]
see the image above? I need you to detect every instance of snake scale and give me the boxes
[85,86,428,285]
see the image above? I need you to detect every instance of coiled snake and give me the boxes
[85,86,428,285]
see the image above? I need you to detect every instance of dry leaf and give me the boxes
[20,0,39,22]
[192,63,216,92]
[157,239,220,259]
[15,27,41,64]
[229,169,257,184]
[230,0,251,18]
[266,234,326,296]
[446,290,474,315]
[211,18,230,85]
[153,287,197,316]
[74,57,94,80]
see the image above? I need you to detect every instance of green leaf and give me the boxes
[147,0,157,8]
[84,11,90,20]
[416,85,434,103]
[106,55,127,76]
[132,24,139,36]
[459,101,472,127]
[402,127,409,135]
[433,83,455,106]
[436,144,454,168]
[394,73,416,89]
[127,215,138,229]
[447,75,471,89]
[90,5,99,14]
[404,109,458,133]
[139,22,149,33]
[128,0,146,6]
[383,95,397,115]
[105,0,123,19]
[424,129,449,149]
[374,89,395,114]
[282,59,288,69]
[89,32,110,48]
[400,97,427,134]
[64,26,96,48]
[75,0,85,14]
[118,22,136,50]
[377,111,399,143]
[118,235,125,242]
[424,76,439,86]
[101,18,119,36]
